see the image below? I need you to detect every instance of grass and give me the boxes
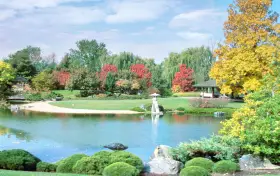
[52,90,80,100]
[0,170,87,176]
[50,97,244,111]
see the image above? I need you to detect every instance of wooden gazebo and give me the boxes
[193,80,219,98]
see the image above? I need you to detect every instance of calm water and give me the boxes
[0,110,222,162]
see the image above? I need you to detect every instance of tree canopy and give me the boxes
[210,0,280,95]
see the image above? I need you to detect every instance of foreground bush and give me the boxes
[213,160,239,173]
[185,157,214,172]
[221,88,280,163]
[110,151,144,173]
[103,162,138,176]
[56,154,87,173]
[36,162,57,172]
[180,166,209,176]
[170,135,242,163]
[0,149,41,171]
[73,151,111,175]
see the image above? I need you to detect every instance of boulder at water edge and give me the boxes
[147,157,183,175]
[104,143,128,151]
[150,145,172,160]
[147,145,183,175]
[239,154,280,170]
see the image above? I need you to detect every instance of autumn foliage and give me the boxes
[172,64,194,92]
[99,64,118,82]
[210,0,280,94]
[130,64,152,87]
[53,71,71,87]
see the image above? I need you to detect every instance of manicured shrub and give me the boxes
[24,92,43,101]
[0,149,41,171]
[73,151,112,175]
[176,107,185,111]
[103,162,138,176]
[131,107,145,112]
[93,151,112,158]
[180,166,209,176]
[56,154,87,173]
[213,160,239,173]
[170,135,242,163]
[185,157,214,172]
[144,103,165,112]
[110,151,144,173]
[36,162,57,172]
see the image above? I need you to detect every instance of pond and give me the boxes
[0,110,222,163]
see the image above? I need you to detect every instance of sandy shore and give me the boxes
[20,101,142,115]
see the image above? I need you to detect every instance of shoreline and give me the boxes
[20,101,143,115]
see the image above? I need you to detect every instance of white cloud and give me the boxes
[105,0,177,23]
[0,0,89,10]
[0,9,16,21]
[176,31,212,40]
[169,9,226,30]
[145,26,155,31]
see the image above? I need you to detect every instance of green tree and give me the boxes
[163,46,214,87]
[105,72,116,92]
[0,61,15,100]
[31,71,57,91]
[69,39,108,72]
[66,68,100,92]
[7,49,37,79]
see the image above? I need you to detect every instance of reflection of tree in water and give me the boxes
[162,113,219,124]
[0,125,32,141]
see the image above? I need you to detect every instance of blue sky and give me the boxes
[0,0,279,62]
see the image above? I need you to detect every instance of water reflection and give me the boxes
[0,125,32,141]
[0,110,222,162]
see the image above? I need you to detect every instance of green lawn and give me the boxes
[0,170,87,176]
[50,97,244,111]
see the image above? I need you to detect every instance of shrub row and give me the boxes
[179,157,239,175]
[56,151,143,176]
[24,92,64,101]
[189,98,229,108]
[0,149,143,176]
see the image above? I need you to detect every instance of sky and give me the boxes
[0,0,280,63]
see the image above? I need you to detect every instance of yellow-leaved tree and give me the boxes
[210,0,280,95]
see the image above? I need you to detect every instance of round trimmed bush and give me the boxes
[36,162,57,172]
[180,166,209,176]
[213,160,239,173]
[73,151,112,175]
[56,154,87,173]
[110,151,144,173]
[103,162,138,176]
[185,157,214,172]
[0,149,41,171]
[177,107,186,111]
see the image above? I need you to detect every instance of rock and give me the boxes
[150,145,172,160]
[239,154,280,170]
[147,157,183,175]
[104,143,128,151]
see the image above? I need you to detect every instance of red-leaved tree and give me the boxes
[172,64,194,92]
[99,64,118,81]
[99,64,118,89]
[130,64,152,87]
[53,71,71,88]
